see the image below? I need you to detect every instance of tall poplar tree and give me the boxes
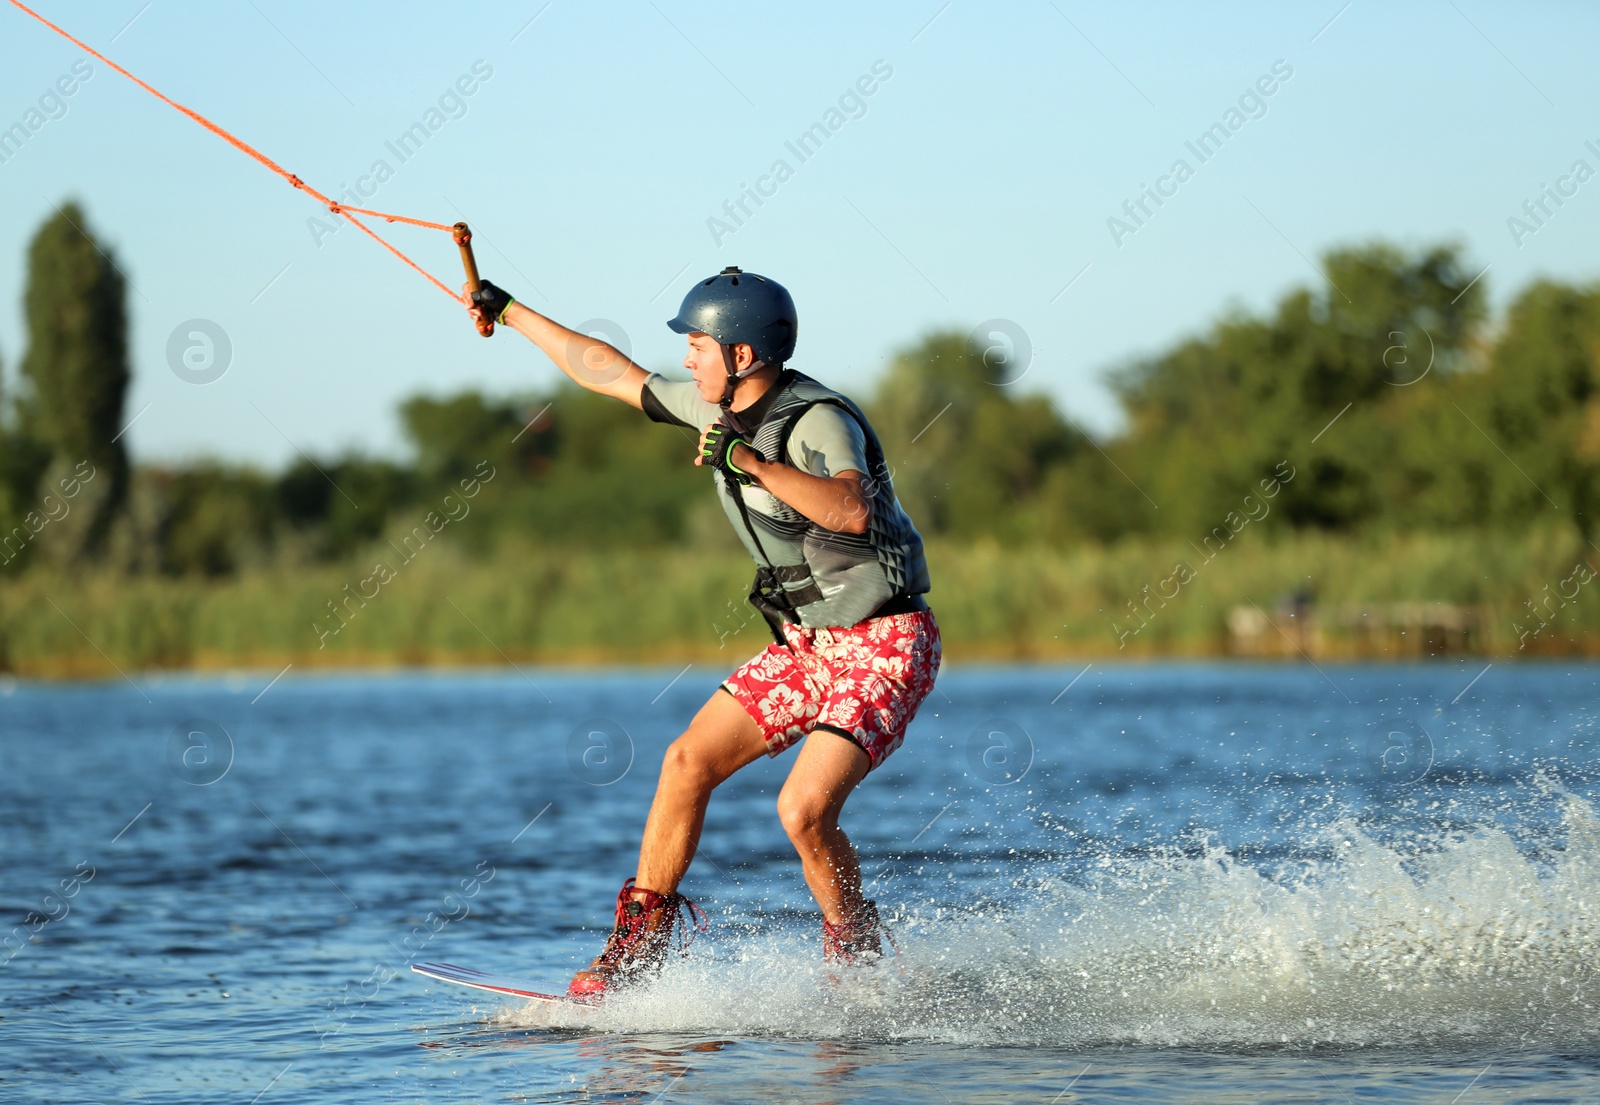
[19,202,130,563]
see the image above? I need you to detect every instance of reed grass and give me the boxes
[2,528,1596,678]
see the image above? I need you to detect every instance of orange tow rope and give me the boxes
[7,0,461,301]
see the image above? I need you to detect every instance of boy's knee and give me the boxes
[660,735,732,792]
[777,789,829,843]
[661,737,705,783]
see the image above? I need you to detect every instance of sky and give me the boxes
[0,0,1597,469]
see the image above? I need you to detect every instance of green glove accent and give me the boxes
[703,423,757,486]
[470,279,515,323]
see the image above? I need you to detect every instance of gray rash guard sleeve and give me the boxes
[640,373,720,431]
[787,404,869,477]
[641,373,869,476]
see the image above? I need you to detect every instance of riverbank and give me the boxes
[2,529,1597,678]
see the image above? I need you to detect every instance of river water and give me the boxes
[3,660,1599,1103]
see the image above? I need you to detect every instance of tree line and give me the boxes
[2,203,1597,579]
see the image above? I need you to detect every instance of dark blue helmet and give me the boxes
[667,267,798,366]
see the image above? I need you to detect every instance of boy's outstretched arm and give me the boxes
[466,280,648,410]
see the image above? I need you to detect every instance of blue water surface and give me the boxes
[3,660,1600,1103]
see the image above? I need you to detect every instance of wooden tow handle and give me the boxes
[453,222,492,337]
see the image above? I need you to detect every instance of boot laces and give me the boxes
[821,899,895,963]
[598,877,707,963]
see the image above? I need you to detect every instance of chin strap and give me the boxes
[719,343,740,410]
[719,343,771,410]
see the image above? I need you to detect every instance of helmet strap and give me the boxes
[719,343,740,410]
[718,344,769,410]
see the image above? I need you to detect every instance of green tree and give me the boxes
[402,384,710,547]
[276,456,415,561]
[115,463,281,577]
[18,202,131,563]
[520,384,708,545]
[401,390,532,489]
[1105,242,1488,536]
[867,331,1085,540]
[1475,280,1600,542]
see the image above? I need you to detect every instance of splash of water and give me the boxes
[504,794,1600,1048]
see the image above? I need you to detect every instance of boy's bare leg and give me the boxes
[634,689,768,893]
[775,729,872,925]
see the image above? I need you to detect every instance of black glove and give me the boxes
[470,279,515,324]
[702,423,759,486]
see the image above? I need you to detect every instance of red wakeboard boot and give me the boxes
[567,877,706,1000]
[821,898,888,968]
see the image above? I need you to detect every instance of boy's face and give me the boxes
[684,334,754,404]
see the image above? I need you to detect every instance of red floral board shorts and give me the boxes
[722,609,941,770]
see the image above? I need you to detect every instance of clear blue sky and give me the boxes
[1,0,1597,467]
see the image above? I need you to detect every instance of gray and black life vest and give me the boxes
[717,371,930,631]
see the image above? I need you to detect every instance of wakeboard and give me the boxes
[411,961,594,1006]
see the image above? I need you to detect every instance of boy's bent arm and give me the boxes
[735,453,871,536]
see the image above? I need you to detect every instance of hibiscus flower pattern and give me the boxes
[757,683,814,727]
[722,611,941,770]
